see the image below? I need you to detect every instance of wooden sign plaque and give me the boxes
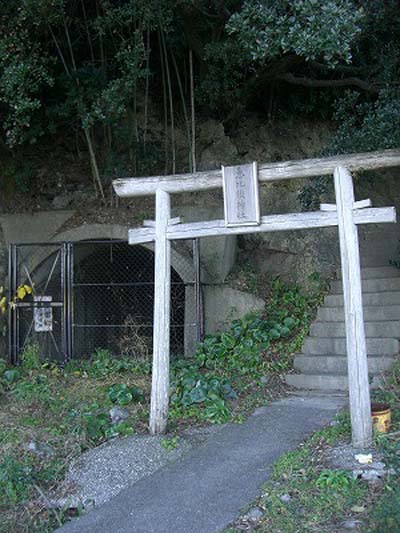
[222,162,260,227]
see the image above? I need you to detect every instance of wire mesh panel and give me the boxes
[9,239,202,363]
[9,243,68,363]
[71,239,200,360]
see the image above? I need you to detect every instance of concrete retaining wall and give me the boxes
[0,209,246,357]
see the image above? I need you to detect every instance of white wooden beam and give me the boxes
[320,203,337,212]
[334,166,372,448]
[113,149,400,197]
[169,216,182,225]
[143,220,156,228]
[129,226,155,245]
[128,207,395,245]
[149,189,171,435]
[354,199,372,209]
[321,199,372,212]
[168,208,395,240]
[143,217,181,229]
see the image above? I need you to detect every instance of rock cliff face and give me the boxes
[2,117,400,362]
[177,117,399,284]
[2,117,400,322]
[183,117,340,284]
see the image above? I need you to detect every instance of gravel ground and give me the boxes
[55,426,222,508]
[57,395,345,533]
[326,443,386,475]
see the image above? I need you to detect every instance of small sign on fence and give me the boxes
[222,162,260,227]
[34,296,53,332]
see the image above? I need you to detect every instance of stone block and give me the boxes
[203,286,264,334]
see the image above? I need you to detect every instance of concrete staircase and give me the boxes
[286,265,400,391]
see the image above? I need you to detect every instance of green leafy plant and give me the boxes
[107,383,144,405]
[227,0,363,66]
[0,455,34,505]
[11,377,53,406]
[316,469,353,490]
[368,483,400,531]
[0,452,63,510]
[105,421,135,439]
[3,368,21,384]
[21,343,41,370]
[202,398,231,424]
[161,436,179,450]
[65,348,151,379]
[80,412,110,444]
[170,275,328,425]
[171,366,236,407]
[88,349,116,377]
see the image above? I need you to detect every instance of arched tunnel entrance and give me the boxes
[9,240,201,363]
[72,241,188,358]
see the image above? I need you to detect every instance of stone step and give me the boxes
[330,277,400,295]
[317,305,400,322]
[359,239,399,251]
[360,239,398,252]
[302,336,399,356]
[337,266,400,280]
[287,258,400,392]
[324,291,400,307]
[310,320,400,338]
[286,373,381,391]
[361,256,396,268]
[294,355,394,375]
[359,235,399,249]
[288,390,348,399]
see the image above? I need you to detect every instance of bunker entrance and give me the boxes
[9,240,201,363]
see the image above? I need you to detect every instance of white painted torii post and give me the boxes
[113,149,400,446]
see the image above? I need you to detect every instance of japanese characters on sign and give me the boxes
[34,296,53,332]
[222,162,260,227]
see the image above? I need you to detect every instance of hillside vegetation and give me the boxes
[0,1,399,207]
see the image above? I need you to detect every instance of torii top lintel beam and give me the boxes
[113,149,400,198]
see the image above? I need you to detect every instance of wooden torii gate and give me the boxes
[113,149,400,448]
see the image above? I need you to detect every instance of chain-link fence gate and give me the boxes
[9,239,202,364]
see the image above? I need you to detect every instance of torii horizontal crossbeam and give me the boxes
[112,151,400,446]
[113,149,400,197]
[128,207,396,245]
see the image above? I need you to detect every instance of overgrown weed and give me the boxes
[227,358,400,532]
[0,275,328,531]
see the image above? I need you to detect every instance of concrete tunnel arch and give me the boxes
[55,224,199,357]
[15,223,199,358]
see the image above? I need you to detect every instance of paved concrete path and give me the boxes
[58,395,345,533]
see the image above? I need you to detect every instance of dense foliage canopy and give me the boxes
[0,1,399,194]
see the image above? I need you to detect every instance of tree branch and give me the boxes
[277,73,377,93]
[309,60,367,75]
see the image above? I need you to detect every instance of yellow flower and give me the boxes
[0,284,33,316]
[0,296,6,314]
[23,285,33,295]
[17,286,26,300]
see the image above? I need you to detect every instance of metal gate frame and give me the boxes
[9,239,202,364]
[8,242,71,364]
